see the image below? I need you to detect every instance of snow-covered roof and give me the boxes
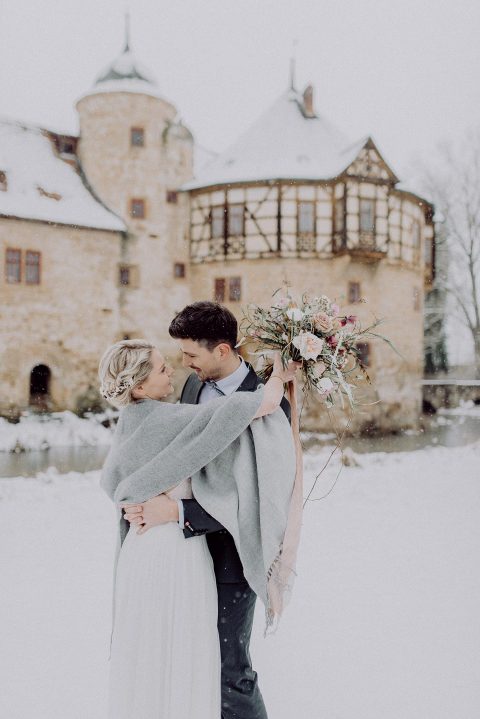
[0,118,125,232]
[183,89,368,190]
[79,38,164,103]
[96,44,155,85]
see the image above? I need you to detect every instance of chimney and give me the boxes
[303,85,315,118]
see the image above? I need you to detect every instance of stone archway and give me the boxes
[29,364,51,409]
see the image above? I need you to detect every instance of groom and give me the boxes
[125,301,290,719]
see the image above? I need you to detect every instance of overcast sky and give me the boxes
[1,0,480,184]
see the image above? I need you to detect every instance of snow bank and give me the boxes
[439,399,480,417]
[0,410,114,452]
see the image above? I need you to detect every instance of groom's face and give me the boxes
[177,338,225,382]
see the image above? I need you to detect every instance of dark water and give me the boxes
[0,414,479,478]
[300,413,480,455]
[0,444,110,478]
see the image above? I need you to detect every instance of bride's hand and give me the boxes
[122,494,179,534]
[272,352,301,383]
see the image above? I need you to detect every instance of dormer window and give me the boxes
[58,138,75,155]
[0,171,7,192]
[131,128,145,147]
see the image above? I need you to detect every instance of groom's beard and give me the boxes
[191,367,221,382]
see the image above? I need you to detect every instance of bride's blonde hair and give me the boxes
[99,339,154,408]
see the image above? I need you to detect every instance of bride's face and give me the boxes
[133,349,175,400]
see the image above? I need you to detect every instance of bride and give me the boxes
[98,339,299,719]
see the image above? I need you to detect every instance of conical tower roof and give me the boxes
[81,16,163,101]
[95,16,157,88]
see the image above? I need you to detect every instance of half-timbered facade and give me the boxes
[184,86,435,431]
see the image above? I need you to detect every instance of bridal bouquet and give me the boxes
[239,291,386,410]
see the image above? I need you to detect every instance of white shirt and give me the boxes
[177,358,250,528]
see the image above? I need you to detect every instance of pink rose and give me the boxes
[313,312,333,333]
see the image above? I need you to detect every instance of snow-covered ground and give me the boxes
[0,410,115,452]
[1,442,479,719]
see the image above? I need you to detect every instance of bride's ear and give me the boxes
[132,384,144,399]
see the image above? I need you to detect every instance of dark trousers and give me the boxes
[217,581,268,719]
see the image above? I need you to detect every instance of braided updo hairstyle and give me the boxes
[98,339,154,408]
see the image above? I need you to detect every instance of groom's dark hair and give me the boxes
[169,301,238,352]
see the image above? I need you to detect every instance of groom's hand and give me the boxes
[121,495,179,535]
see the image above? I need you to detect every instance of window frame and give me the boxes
[130,198,146,219]
[174,262,186,279]
[228,276,242,302]
[5,247,21,284]
[348,281,361,303]
[214,277,226,302]
[359,198,376,234]
[228,204,245,237]
[211,206,226,240]
[130,127,145,148]
[25,250,41,285]
[297,200,316,236]
[118,264,139,288]
[356,341,371,367]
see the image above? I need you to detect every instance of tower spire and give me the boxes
[124,11,130,52]
[289,38,298,91]
[289,57,296,90]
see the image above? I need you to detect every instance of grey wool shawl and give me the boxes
[100,387,297,627]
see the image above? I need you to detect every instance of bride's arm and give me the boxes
[253,353,300,419]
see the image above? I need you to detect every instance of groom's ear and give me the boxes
[216,342,232,359]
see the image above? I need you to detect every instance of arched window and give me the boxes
[29,364,51,407]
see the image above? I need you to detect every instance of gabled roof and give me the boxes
[183,88,397,190]
[0,118,125,232]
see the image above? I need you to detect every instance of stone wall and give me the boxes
[0,218,122,413]
[190,254,425,432]
[76,90,193,357]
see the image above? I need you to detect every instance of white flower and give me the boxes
[272,297,290,309]
[292,331,324,360]
[286,308,305,322]
[311,361,326,379]
[317,377,335,395]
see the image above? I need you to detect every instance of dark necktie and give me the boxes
[205,380,225,396]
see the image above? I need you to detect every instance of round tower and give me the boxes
[75,21,193,352]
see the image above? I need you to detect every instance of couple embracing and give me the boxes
[99,301,301,719]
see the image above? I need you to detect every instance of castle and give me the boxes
[0,31,435,431]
